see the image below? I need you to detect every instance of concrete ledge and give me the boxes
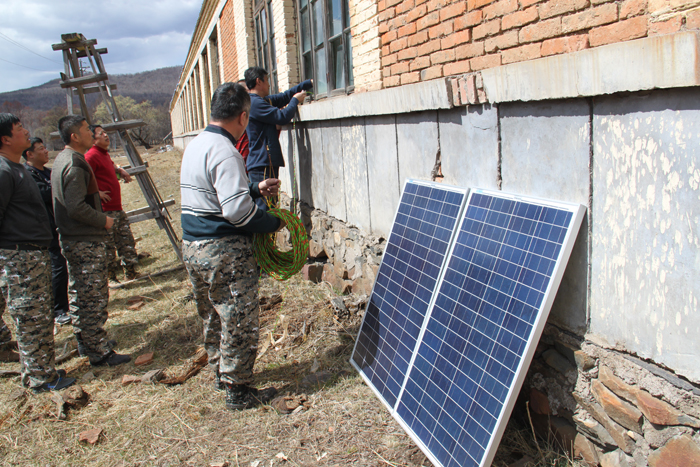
[481,31,700,103]
[298,78,453,121]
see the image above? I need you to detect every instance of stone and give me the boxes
[302,263,324,283]
[635,390,700,428]
[81,371,96,382]
[549,416,577,453]
[600,449,631,467]
[121,374,141,385]
[599,366,637,403]
[574,411,617,448]
[79,428,102,445]
[63,385,89,409]
[134,352,154,366]
[142,369,165,383]
[333,259,349,280]
[530,388,551,415]
[322,263,352,294]
[352,275,374,296]
[308,239,327,259]
[574,350,596,371]
[591,380,643,434]
[331,298,350,319]
[648,434,700,467]
[554,341,577,365]
[543,348,576,375]
[643,418,692,448]
[574,433,599,466]
[574,394,636,454]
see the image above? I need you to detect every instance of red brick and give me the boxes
[421,65,444,80]
[502,6,539,30]
[134,352,154,366]
[484,0,518,20]
[620,0,646,19]
[468,0,497,11]
[391,61,410,75]
[484,30,519,52]
[429,20,454,39]
[647,434,700,467]
[384,76,401,87]
[378,0,387,11]
[398,23,417,37]
[442,29,472,49]
[450,77,462,104]
[470,53,502,70]
[379,22,390,34]
[398,46,418,60]
[443,60,472,75]
[409,55,432,70]
[431,49,456,64]
[541,33,588,56]
[561,3,618,33]
[649,16,683,35]
[520,17,562,43]
[400,71,421,84]
[415,0,427,5]
[592,0,615,4]
[378,7,396,21]
[389,16,407,29]
[427,0,449,12]
[473,18,501,39]
[389,36,408,53]
[455,41,485,59]
[382,52,399,66]
[406,4,428,22]
[417,11,441,30]
[396,0,415,14]
[589,15,647,46]
[538,0,590,20]
[521,0,545,6]
[382,44,391,55]
[501,42,541,63]
[408,30,430,46]
[441,2,467,21]
[417,38,442,55]
[382,30,398,45]
[455,10,484,30]
[386,0,403,7]
[687,9,700,29]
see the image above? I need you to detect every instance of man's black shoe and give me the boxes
[32,373,76,393]
[55,314,71,325]
[91,351,131,367]
[76,335,118,357]
[214,372,225,391]
[225,384,277,411]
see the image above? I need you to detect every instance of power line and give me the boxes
[0,32,62,64]
[0,57,48,72]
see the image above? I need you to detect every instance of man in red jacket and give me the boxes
[85,125,139,282]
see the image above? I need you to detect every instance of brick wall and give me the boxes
[351,0,383,92]
[378,0,700,89]
[220,0,239,82]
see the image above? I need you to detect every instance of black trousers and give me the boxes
[49,241,69,316]
[248,166,279,212]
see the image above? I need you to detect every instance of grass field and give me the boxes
[0,148,583,467]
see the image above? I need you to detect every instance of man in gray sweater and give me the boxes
[0,112,76,392]
[52,115,130,367]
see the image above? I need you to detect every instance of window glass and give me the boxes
[315,48,327,94]
[332,40,344,89]
[301,10,311,53]
[330,0,343,37]
[346,31,354,86]
[313,0,324,48]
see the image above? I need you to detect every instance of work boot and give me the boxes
[214,372,225,391]
[54,313,71,325]
[32,371,76,393]
[0,341,19,362]
[225,384,277,411]
[91,351,131,367]
[76,333,117,357]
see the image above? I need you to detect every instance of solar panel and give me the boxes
[352,184,586,467]
[351,180,469,408]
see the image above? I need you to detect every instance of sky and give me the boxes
[0,0,202,93]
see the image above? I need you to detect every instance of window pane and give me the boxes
[303,53,313,83]
[301,0,308,8]
[268,1,274,35]
[315,47,327,94]
[261,8,268,42]
[332,39,344,90]
[329,0,343,37]
[312,0,324,47]
[270,33,276,66]
[301,10,311,53]
[343,0,350,28]
[346,31,354,86]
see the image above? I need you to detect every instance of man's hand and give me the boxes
[99,190,111,202]
[258,178,281,197]
[275,218,287,232]
[105,216,114,229]
[118,167,132,183]
[293,91,307,103]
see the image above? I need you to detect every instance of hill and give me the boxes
[0,66,182,110]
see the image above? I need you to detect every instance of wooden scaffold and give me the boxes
[51,33,182,263]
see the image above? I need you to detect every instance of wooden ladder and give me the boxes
[51,33,182,262]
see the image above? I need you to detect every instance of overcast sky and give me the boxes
[0,0,201,93]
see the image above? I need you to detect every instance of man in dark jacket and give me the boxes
[23,137,71,325]
[244,66,312,211]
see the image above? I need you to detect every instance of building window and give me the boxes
[254,0,278,93]
[299,0,353,98]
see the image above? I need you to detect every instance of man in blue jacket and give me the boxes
[244,66,312,211]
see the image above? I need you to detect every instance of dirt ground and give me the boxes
[0,148,580,466]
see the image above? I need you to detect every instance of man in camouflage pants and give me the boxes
[85,124,139,282]
[52,115,131,367]
[180,82,283,410]
[0,112,76,392]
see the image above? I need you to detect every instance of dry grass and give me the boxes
[0,148,584,466]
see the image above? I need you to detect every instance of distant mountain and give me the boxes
[0,66,183,110]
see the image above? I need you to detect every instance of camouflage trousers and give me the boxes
[60,240,113,362]
[0,292,12,346]
[182,235,260,385]
[105,210,138,276]
[0,249,59,388]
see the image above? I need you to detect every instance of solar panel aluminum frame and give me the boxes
[350,179,470,412]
